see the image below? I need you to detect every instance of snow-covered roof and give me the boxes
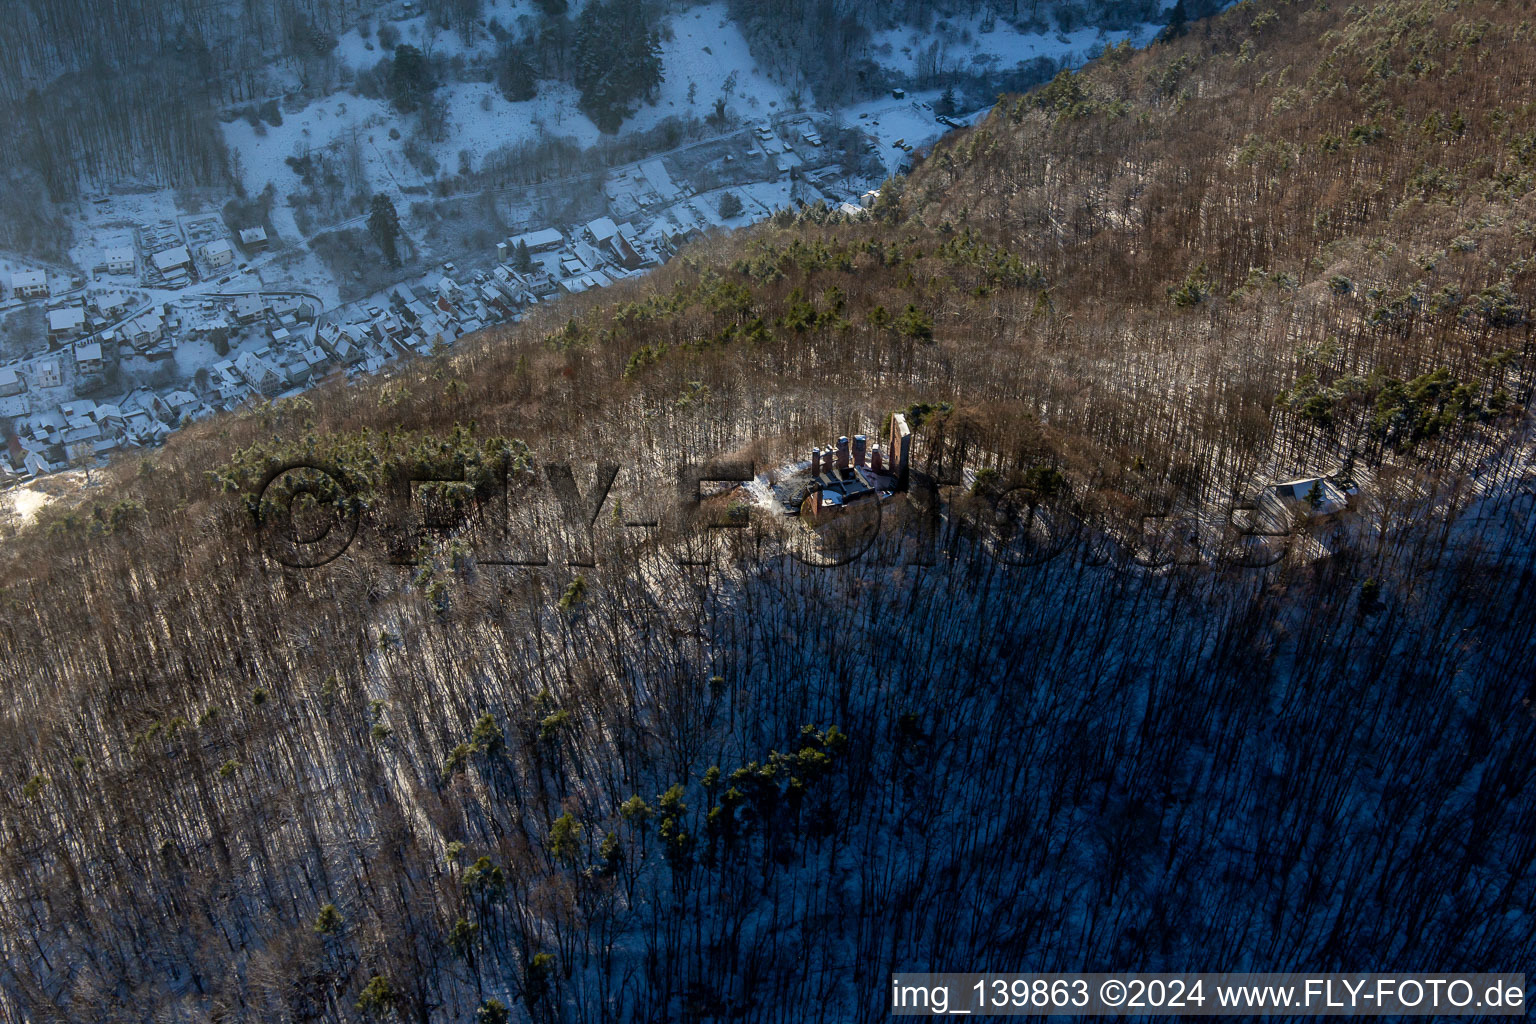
[152,245,191,271]
[586,217,619,243]
[513,228,564,251]
[63,422,102,444]
[104,247,135,266]
[640,159,681,201]
[74,342,103,362]
[239,226,267,244]
[1271,477,1349,515]
[32,357,63,384]
[11,270,45,290]
[205,239,233,256]
[48,307,84,332]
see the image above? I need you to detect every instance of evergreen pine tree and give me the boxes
[497,44,537,102]
[388,44,433,112]
[573,1,663,133]
[1162,0,1189,40]
[368,193,402,269]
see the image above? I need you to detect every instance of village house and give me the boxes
[152,245,191,275]
[91,402,124,432]
[11,269,48,299]
[73,341,105,378]
[94,292,131,317]
[239,225,269,250]
[584,217,619,247]
[32,356,64,390]
[0,366,23,397]
[122,310,164,350]
[59,400,103,448]
[299,345,330,376]
[283,355,314,385]
[20,410,63,448]
[47,305,85,341]
[122,387,166,418]
[162,390,201,422]
[232,293,267,324]
[103,247,136,275]
[24,446,68,477]
[203,239,234,267]
[316,324,359,364]
[510,227,564,254]
[233,351,285,396]
[270,296,314,322]
[606,228,644,270]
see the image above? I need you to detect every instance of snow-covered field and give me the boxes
[865,12,1161,79]
[226,2,789,196]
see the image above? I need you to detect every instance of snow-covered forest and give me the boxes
[0,0,1193,209]
[3,0,1536,1022]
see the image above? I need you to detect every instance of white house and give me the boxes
[203,239,234,267]
[94,292,131,316]
[0,366,22,397]
[74,341,104,375]
[11,270,48,299]
[33,357,65,389]
[103,247,136,275]
[123,310,164,349]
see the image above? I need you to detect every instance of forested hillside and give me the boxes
[3,0,1536,1021]
[0,0,1180,260]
